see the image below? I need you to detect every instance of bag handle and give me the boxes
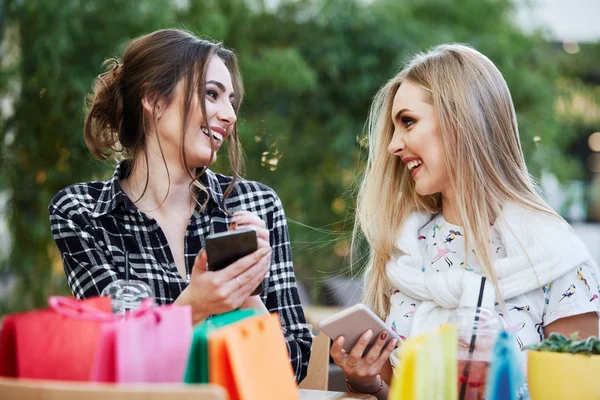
[48,296,161,323]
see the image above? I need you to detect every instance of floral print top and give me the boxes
[387,213,600,348]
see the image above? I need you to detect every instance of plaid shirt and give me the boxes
[48,161,311,382]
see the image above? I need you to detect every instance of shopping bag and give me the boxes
[184,308,263,384]
[90,302,193,383]
[485,330,528,400]
[389,324,458,400]
[0,296,111,381]
[208,313,299,400]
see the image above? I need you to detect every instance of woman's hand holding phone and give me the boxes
[321,304,399,398]
[330,329,396,396]
[174,211,272,323]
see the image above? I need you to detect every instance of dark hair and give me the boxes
[84,28,245,208]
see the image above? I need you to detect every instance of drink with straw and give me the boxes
[450,306,502,400]
[101,251,155,315]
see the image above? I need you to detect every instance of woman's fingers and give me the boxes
[329,336,347,365]
[257,238,270,249]
[191,250,208,274]
[371,338,398,371]
[232,211,266,227]
[234,251,271,290]
[211,248,271,298]
[231,211,269,242]
[216,247,270,281]
[348,329,373,362]
[364,331,389,364]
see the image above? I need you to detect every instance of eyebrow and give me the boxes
[392,108,411,123]
[206,80,236,100]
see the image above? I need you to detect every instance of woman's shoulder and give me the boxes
[49,180,107,217]
[209,171,280,200]
[500,202,568,230]
[206,170,283,212]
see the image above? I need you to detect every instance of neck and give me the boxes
[122,146,196,214]
[441,192,462,226]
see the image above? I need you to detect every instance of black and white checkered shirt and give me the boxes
[48,161,311,382]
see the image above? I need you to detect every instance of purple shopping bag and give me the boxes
[88,302,193,383]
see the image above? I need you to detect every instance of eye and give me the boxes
[401,116,415,128]
[205,89,218,100]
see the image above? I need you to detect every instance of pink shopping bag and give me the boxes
[45,296,192,383]
[91,303,193,383]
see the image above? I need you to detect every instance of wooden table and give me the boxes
[299,389,376,399]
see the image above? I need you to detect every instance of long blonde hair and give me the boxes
[356,44,560,319]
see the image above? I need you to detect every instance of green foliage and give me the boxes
[0,0,175,312]
[1,0,598,312]
[524,332,600,355]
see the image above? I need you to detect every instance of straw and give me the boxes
[124,251,130,319]
[124,251,129,284]
[459,276,487,400]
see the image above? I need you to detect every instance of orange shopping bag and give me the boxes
[208,313,299,400]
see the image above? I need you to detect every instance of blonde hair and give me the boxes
[356,44,561,319]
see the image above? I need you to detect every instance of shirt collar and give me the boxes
[91,161,130,218]
[91,161,227,218]
[198,167,225,210]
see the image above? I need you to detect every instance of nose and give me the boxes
[217,100,237,126]
[387,128,405,156]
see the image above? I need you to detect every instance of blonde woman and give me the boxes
[330,44,600,398]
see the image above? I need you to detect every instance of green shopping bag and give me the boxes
[184,309,263,383]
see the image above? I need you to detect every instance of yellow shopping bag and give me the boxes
[389,324,457,400]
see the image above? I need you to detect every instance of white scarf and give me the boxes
[386,203,595,358]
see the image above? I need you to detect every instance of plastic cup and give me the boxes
[101,279,155,315]
[450,307,502,400]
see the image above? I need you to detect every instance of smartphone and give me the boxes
[318,303,401,355]
[205,228,263,296]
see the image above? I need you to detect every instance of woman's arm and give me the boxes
[544,312,599,339]
[542,263,600,339]
[49,203,119,298]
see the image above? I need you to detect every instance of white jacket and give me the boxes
[385,203,597,365]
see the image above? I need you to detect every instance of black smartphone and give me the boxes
[204,228,264,296]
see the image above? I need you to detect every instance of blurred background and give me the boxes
[0,0,599,315]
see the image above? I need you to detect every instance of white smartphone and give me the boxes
[317,303,402,354]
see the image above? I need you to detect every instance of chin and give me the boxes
[185,148,217,168]
[414,183,439,197]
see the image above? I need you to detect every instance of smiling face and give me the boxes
[388,81,448,197]
[153,55,237,168]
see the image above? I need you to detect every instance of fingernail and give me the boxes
[380,332,388,340]
[364,329,373,339]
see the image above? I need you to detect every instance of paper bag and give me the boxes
[389,324,458,400]
[0,296,111,381]
[208,313,299,400]
[185,308,262,384]
[91,303,192,383]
